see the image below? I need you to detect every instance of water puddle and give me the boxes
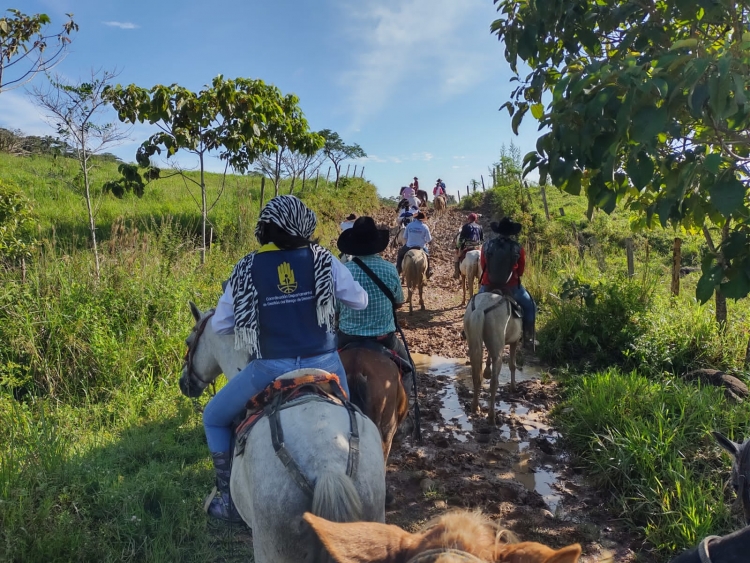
[412,353,562,512]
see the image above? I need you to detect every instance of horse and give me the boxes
[459,249,481,306]
[433,194,447,216]
[178,303,386,563]
[713,431,750,525]
[403,249,428,313]
[463,292,522,425]
[303,509,582,563]
[339,348,409,462]
[416,189,429,208]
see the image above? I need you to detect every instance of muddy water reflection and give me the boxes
[413,353,562,513]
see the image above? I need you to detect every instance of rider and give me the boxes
[454,213,483,279]
[205,195,368,521]
[413,176,419,191]
[478,217,536,349]
[397,206,416,227]
[401,184,419,210]
[396,211,433,279]
[340,213,357,231]
[433,180,446,198]
[336,217,415,393]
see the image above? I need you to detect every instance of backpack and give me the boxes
[483,236,521,287]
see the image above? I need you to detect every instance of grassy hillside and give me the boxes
[0,152,379,562]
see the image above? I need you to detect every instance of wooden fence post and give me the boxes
[259,176,266,217]
[345,164,351,178]
[626,238,635,277]
[671,237,682,296]
[360,167,365,178]
[466,185,470,196]
[314,170,320,191]
[353,165,357,177]
[457,191,461,202]
[326,167,331,182]
[541,186,551,220]
[481,175,486,191]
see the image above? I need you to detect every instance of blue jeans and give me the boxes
[479,284,536,328]
[203,351,348,453]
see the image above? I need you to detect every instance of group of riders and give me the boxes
[198,192,535,523]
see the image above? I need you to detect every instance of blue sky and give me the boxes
[1,0,541,198]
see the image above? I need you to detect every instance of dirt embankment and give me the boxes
[373,205,646,563]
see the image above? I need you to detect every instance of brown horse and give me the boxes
[340,348,409,462]
[433,194,447,216]
[404,249,428,313]
[416,189,429,208]
[304,509,582,563]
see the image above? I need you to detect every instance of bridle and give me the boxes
[183,309,216,388]
[407,549,485,563]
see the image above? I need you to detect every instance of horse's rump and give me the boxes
[404,250,427,286]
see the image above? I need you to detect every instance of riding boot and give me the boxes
[522,323,535,351]
[453,258,461,280]
[205,451,243,523]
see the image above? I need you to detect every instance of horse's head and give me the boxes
[304,510,581,563]
[713,431,750,525]
[179,301,222,398]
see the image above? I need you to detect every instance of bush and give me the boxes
[0,179,38,265]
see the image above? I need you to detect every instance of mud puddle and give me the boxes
[411,353,562,513]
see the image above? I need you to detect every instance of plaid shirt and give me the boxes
[338,255,404,337]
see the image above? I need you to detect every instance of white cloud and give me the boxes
[453,155,466,160]
[103,21,139,30]
[338,0,490,128]
[0,91,51,136]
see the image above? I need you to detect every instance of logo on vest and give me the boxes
[277,262,298,294]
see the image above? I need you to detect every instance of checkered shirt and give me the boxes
[338,255,404,337]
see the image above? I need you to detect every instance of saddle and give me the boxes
[339,339,413,379]
[470,289,523,319]
[459,242,481,261]
[234,369,348,451]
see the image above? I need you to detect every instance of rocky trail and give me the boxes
[373,205,644,563]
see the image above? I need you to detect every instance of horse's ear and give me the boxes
[189,301,202,323]
[713,431,741,457]
[543,544,582,563]
[303,513,416,563]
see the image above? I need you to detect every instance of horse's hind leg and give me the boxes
[419,281,425,311]
[461,275,466,306]
[488,353,502,425]
[509,342,518,392]
[407,286,413,314]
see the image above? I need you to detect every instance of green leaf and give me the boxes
[563,169,582,195]
[703,153,723,174]
[720,271,750,300]
[696,272,717,303]
[670,38,698,51]
[631,107,667,144]
[530,103,545,119]
[708,173,746,216]
[626,152,654,190]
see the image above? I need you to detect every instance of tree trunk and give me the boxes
[703,222,731,328]
[259,176,266,217]
[671,237,682,296]
[199,153,207,265]
[541,186,550,220]
[335,165,341,189]
[289,175,296,195]
[82,155,101,278]
[625,238,634,277]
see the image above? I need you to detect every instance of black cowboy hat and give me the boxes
[415,211,426,220]
[490,217,522,236]
[345,213,357,221]
[337,216,390,256]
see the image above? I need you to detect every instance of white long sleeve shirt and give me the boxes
[212,257,368,334]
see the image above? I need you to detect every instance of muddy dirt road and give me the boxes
[375,206,643,563]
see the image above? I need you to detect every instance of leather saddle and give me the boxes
[339,339,414,379]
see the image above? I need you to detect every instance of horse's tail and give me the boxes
[466,303,486,369]
[311,471,363,524]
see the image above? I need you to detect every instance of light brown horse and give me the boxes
[404,249,428,313]
[340,348,409,462]
[433,194,447,216]
[304,509,582,563]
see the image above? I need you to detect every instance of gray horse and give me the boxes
[179,303,386,563]
[713,431,750,525]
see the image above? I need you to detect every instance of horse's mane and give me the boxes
[413,510,518,560]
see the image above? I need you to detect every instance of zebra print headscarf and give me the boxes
[229,195,335,358]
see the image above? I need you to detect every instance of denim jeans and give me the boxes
[478,284,536,327]
[203,351,348,453]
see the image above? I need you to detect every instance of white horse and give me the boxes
[403,249,427,313]
[179,303,386,563]
[463,292,522,425]
[459,249,481,306]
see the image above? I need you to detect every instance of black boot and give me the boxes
[204,451,243,522]
[453,259,461,280]
[522,324,536,351]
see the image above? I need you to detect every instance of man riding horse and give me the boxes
[204,195,368,521]
[336,217,415,394]
[454,213,483,279]
[396,211,433,279]
[478,217,536,349]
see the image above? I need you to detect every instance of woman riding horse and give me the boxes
[203,195,368,521]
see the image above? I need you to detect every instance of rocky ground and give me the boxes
[374,205,647,562]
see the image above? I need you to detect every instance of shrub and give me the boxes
[0,179,38,265]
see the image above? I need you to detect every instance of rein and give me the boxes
[407,548,485,563]
[184,310,217,387]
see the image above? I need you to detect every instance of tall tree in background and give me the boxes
[0,9,77,93]
[319,129,366,187]
[493,0,750,324]
[106,76,322,263]
[31,70,128,279]
[492,141,522,186]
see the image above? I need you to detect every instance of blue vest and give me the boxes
[251,248,336,359]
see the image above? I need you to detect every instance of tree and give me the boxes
[106,76,322,263]
[492,141,522,187]
[493,0,750,323]
[319,129,366,187]
[0,9,77,93]
[31,70,129,278]
[283,149,325,194]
